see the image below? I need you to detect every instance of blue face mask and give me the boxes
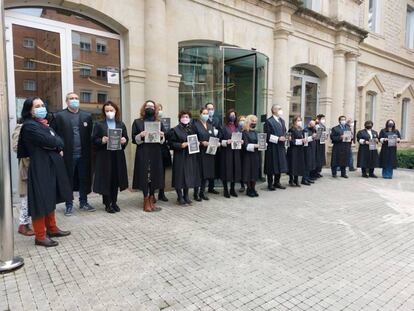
[238,121,245,128]
[208,110,214,117]
[200,114,209,122]
[68,99,80,110]
[33,107,47,119]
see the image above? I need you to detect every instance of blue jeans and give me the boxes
[382,165,394,179]
[66,155,88,208]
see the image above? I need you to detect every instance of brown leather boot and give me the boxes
[149,195,162,212]
[18,224,35,236]
[143,196,152,212]
[151,196,157,204]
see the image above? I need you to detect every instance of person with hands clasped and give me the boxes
[302,119,317,186]
[287,116,306,187]
[92,101,129,213]
[356,120,379,178]
[379,119,401,179]
[330,116,352,178]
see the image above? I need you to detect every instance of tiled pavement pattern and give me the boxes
[1,169,414,311]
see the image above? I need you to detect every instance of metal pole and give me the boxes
[0,0,24,273]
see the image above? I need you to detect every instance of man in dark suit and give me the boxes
[205,103,221,194]
[330,115,352,178]
[50,92,95,216]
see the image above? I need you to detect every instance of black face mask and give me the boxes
[229,115,236,122]
[365,125,373,130]
[145,108,155,117]
[250,124,256,129]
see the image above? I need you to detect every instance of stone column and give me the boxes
[331,49,346,124]
[344,52,358,121]
[144,0,168,104]
[273,28,291,115]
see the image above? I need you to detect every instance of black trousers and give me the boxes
[362,168,375,175]
[267,174,281,186]
[103,169,119,206]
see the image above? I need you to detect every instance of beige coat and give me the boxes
[12,123,30,196]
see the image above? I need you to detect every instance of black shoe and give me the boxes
[349,167,356,172]
[112,203,120,212]
[289,180,294,187]
[230,189,238,197]
[47,230,71,238]
[223,190,231,198]
[362,173,369,178]
[332,174,337,178]
[184,196,192,204]
[316,173,323,178]
[158,191,169,202]
[267,185,276,191]
[105,205,116,213]
[35,238,58,247]
[301,180,311,186]
[253,190,259,197]
[307,179,315,184]
[200,193,209,200]
[274,183,286,190]
[239,186,245,193]
[341,175,349,179]
[246,189,255,197]
[193,195,202,202]
[369,174,378,178]
[295,182,301,187]
[177,197,186,205]
[208,189,220,195]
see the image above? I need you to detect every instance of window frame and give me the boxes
[365,91,376,123]
[23,79,36,91]
[401,98,409,140]
[368,0,381,33]
[406,5,414,49]
[22,37,35,48]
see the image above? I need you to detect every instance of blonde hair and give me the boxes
[243,114,257,131]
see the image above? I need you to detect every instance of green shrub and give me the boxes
[397,149,414,169]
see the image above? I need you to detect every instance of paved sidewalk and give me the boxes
[1,169,414,311]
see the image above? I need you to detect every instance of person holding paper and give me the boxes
[168,111,201,205]
[219,109,242,198]
[132,100,166,212]
[205,103,221,195]
[356,120,379,178]
[379,119,401,179]
[92,101,129,213]
[241,115,261,197]
[287,116,306,187]
[193,107,217,201]
[264,104,288,191]
[237,115,247,193]
[313,114,327,178]
[156,103,171,202]
[302,120,317,185]
[330,116,351,178]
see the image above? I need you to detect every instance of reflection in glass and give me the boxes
[304,82,317,125]
[289,76,302,126]
[365,92,376,123]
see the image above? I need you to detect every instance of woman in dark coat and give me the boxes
[156,103,171,202]
[168,111,201,205]
[132,100,166,212]
[18,97,71,247]
[193,107,217,201]
[357,120,379,178]
[379,119,401,179]
[219,109,242,198]
[313,114,327,178]
[302,119,317,185]
[241,115,261,197]
[92,101,129,213]
[287,116,306,187]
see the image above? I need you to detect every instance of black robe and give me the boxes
[50,109,93,194]
[207,116,222,179]
[264,116,288,175]
[356,129,379,169]
[241,130,260,182]
[193,120,216,180]
[379,129,401,169]
[219,125,242,182]
[18,119,72,219]
[303,127,317,172]
[92,120,129,195]
[330,124,351,167]
[168,124,201,189]
[315,124,326,168]
[287,127,305,176]
[132,119,166,191]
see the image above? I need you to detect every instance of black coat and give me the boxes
[219,125,242,182]
[168,124,201,189]
[242,130,260,182]
[303,127,317,172]
[315,124,326,168]
[50,109,93,193]
[18,119,72,219]
[264,116,288,175]
[92,120,129,195]
[357,129,379,169]
[132,119,165,191]
[287,127,305,176]
[379,129,401,169]
[330,124,351,167]
[193,120,216,180]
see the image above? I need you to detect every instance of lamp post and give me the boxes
[0,0,24,273]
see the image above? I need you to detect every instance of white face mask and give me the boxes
[340,120,346,126]
[320,119,326,125]
[106,111,115,120]
[158,110,163,118]
[277,110,283,117]
[297,121,303,127]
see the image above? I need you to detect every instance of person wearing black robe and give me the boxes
[156,103,171,202]
[379,119,401,179]
[313,114,327,178]
[302,120,317,185]
[50,92,94,215]
[132,100,166,212]
[264,104,288,191]
[168,111,201,205]
[237,115,247,192]
[193,107,217,201]
[205,103,221,194]
[92,102,129,213]
[18,97,71,247]
[219,109,242,198]
[356,120,379,178]
[330,115,351,178]
[287,116,306,187]
[242,115,261,197]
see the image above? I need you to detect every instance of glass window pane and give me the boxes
[72,30,121,121]
[401,98,409,139]
[12,24,62,116]
[365,93,375,122]
[304,82,318,125]
[289,76,302,125]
